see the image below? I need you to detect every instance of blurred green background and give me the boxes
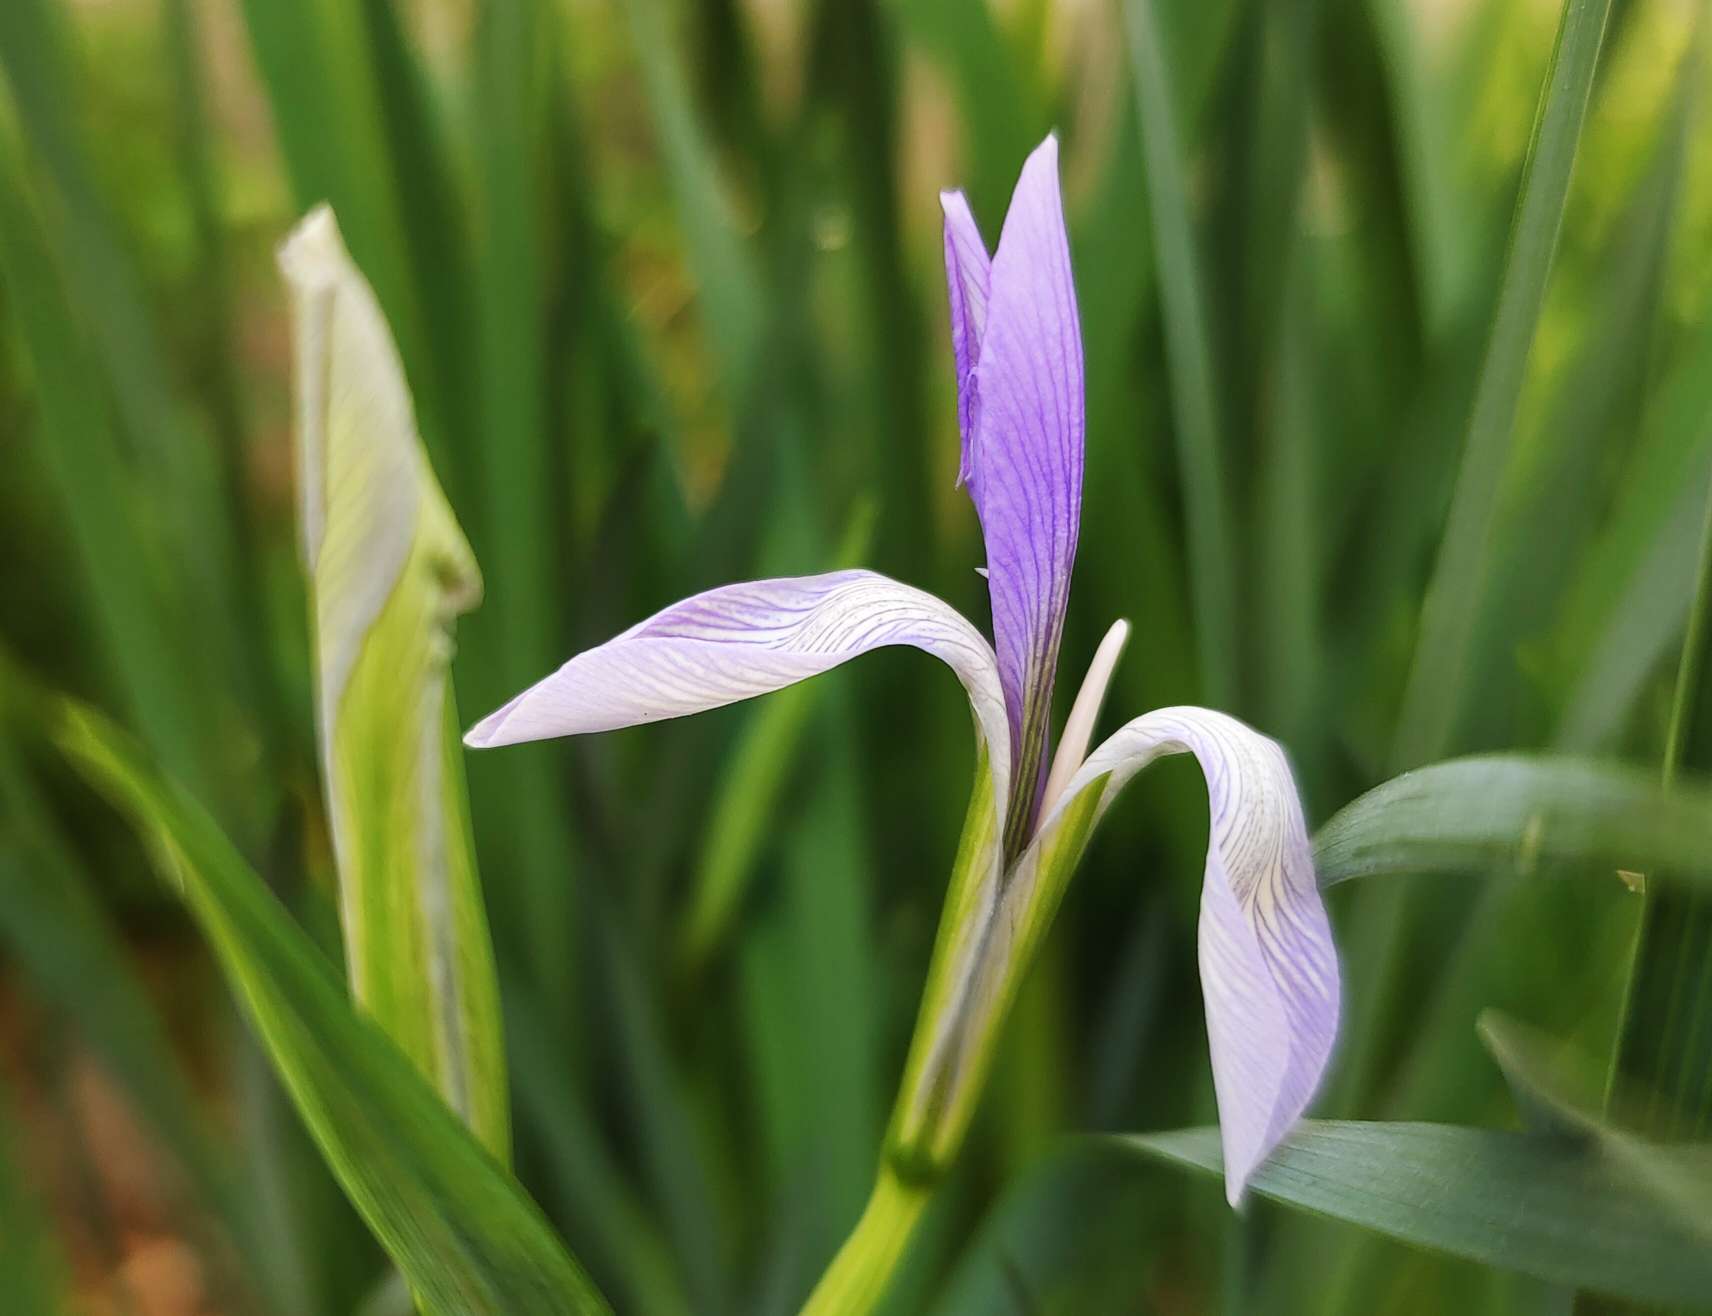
[0,0,1708,1310]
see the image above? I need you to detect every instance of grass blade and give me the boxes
[507,997,692,1316]
[1392,0,1615,769]
[0,726,289,1313]
[1583,69,1712,1278]
[679,505,874,969]
[737,701,881,1301]
[928,1147,1155,1316]
[0,128,215,809]
[0,1079,68,1316]
[1122,0,1238,705]
[1114,1120,1712,1307]
[620,0,763,397]
[352,0,480,473]
[1479,1013,1712,1236]
[883,0,1043,223]
[1313,753,1712,891]
[598,899,730,1316]
[50,699,610,1316]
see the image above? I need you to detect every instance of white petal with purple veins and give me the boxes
[1032,706,1339,1204]
[466,569,1013,843]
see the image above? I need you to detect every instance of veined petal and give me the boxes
[953,135,1084,850]
[941,189,991,486]
[1035,707,1339,1205]
[466,569,1012,833]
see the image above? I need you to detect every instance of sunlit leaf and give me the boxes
[1394,0,1615,769]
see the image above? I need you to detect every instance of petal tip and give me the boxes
[1219,1124,1270,1211]
[463,692,528,749]
[277,203,343,286]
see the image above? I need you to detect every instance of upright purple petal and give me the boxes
[948,135,1084,849]
[941,189,991,486]
[1030,707,1340,1205]
[466,570,1012,837]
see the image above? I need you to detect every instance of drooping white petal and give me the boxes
[1034,706,1339,1204]
[466,569,1012,837]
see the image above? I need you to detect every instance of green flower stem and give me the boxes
[801,766,1107,1312]
[799,1169,930,1316]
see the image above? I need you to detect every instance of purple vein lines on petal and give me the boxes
[945,136,1085,851]
[1027,706,1339,1204]
[465,570,1013,846]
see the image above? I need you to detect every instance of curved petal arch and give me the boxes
[466,569,1012,843]
[1032,706,1339,1204]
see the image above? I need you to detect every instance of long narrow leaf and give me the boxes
[1122,0,1238,704]
[1393,0,1614,769]
[0,729,286,1313]
[1114,1121,1712,1307]
[50,700,609,1316]
[0,129,214,808]
[0,1079,67,1316]
[1313,754,1712,890]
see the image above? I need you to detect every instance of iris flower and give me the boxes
[467,135,1339,1202]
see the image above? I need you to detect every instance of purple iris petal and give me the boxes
[465,569,1012,832]
[1031,707,1340,1205]
[942,135,1084,849]
[941,189,990,485]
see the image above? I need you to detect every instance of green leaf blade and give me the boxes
[1313,754,1712,891]
[1393,0,1615,769]
[1116,1121,1712,1307]
[53,702,609,1316]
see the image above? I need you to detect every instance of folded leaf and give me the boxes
[53,701,609,1316]
[279,206,507,1158]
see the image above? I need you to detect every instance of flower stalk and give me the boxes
[798,1170,931,1316]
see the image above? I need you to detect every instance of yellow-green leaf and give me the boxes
[279,206,507,1158]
